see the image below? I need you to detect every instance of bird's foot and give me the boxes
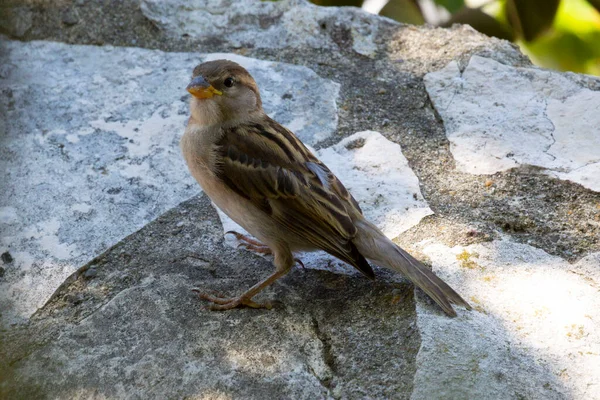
[192,289,272,310]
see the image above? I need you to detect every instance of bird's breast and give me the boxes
[181,124,220,176]
[180,123,270,242]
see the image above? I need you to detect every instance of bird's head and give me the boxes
[187,60,263,126]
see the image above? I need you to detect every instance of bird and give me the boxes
[181,59,471,317]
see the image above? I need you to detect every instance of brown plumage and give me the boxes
[181,59,471,316]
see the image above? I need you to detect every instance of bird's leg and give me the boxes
[225,231,305,268]
[194,247,294,310]
[226,231,272,255]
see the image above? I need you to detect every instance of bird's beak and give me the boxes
[186,76,223,99]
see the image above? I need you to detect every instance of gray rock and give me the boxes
[0,39,339,325]
[1,0,600,398]
[140,0,385,57]
[0,6,32,38]
[0,195,419,400]
[82,267,97,279]
[414,239,600,400]
[61,9,80,27]
[424,56,600,192]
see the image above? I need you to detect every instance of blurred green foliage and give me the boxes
[310,0,600,75]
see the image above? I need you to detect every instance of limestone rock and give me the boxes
[414,239,600,399]
[1,0,600,398]
[0,39,339,325]
[0,195,419,400]
[424,56,600,192]
[140,0,385,57]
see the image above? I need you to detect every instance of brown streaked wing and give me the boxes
[261,117,364,216]
[215,121,374,278]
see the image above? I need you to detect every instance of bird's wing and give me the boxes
[215,117,374,278]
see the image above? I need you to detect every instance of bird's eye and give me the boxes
[224,77,235,88]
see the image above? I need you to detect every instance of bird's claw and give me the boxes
[193,288,272,310]
[225,231,272,255]
[225,232,304,269]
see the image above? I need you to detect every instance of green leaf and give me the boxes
[521,30,600,74]
[380,0,425,25]
[505,0,561,41]
[587,0,600,13]
[433,0,464,14]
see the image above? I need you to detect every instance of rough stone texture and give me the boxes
[1,0,600,398]
[0,195,419,400]
[140,0,382,57]
[0,5,32,38]
[0,39,339,325]
[414,239,600,400]
[424,56,600,192]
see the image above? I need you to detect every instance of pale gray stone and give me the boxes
[0,195,418,400]
[0,39,339,325]
[424,56,600,192]
[414,239,600,400]
[140,0,384,57]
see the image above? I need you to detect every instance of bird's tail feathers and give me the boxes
[354,219,471,317]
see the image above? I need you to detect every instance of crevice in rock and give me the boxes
[73,285,134,326]
[423,86,445,125]
[569,160,600,171]
[306,363,334,398]
[541,98,557,161]
[310,314,337,393]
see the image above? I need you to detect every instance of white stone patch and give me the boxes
[140,0,382,57]
[411,238,600,400]
[0,206,20,225]
[89,102,188,159]
[20,218,79,261]
[0,38,340,325]
[424,56,600,192]
[72,203,92,214]
[216,131,433,275]
[320,131,433,237]
[65,134,80,143]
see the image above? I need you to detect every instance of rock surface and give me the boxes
[1,0,600,399]
[140,0,382,57]
[424,55,600,191]
[414,239,600,400]
[0,195,419,399]
[0,39,339,324]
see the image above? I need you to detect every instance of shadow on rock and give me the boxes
[0,194,419,399]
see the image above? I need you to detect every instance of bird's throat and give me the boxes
[190,98,224,127]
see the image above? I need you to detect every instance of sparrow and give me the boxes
[181,59,471,317]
